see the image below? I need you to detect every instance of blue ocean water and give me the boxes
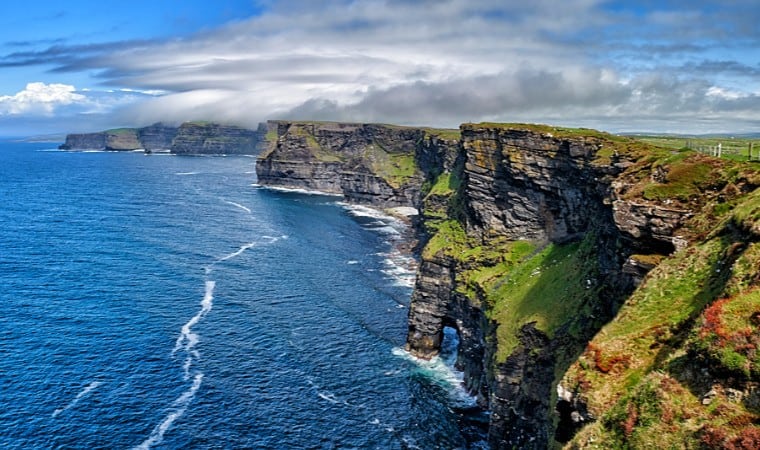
[0,142,483,449]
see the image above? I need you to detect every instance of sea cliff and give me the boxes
[256,120,459,207]
[59,122,266,154]
[256,121,760,449]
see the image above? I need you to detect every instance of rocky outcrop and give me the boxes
[60,122,267,154]
[252,120,760,449]
[59,128,144,150]
[170,122,265,155]
[256,121,459,208]
[137,123,178,150]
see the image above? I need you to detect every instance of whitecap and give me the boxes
[317,392,340,404]
[391,328,477,408]
[132,373,203,450]
[51,381,102,418]
[224,200,251,214]
[174,171,198,176]
[257,185,343,197]
[218,242,257,262]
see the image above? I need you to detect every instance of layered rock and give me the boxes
[256,121,459,208]
[253,120,760,449]
[137,123,178,150]
[59,128,145,150]
[170,122,264,154]
[406,124,759,449]
[60,122,266,154]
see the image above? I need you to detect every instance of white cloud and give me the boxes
[0,82,86,115]
[2,0,759,133]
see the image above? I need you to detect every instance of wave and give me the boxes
[132,373,203,450]
[381,253,417,288]
[217,242,257,262]
[391,328,477,408]
[317,392,341,404]
[253,184,343,197]
[173,281,215,380]
[223,200,251,214]
[217,235,284,262]
[174,171,199,176]
[51,381,102,418]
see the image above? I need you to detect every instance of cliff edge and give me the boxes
[59,122,266,154]
[257,121,760,449]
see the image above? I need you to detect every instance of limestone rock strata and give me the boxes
[59,122,266,154]
[255,121,460,208]
[254,121,758,449]
[170,122,264,155]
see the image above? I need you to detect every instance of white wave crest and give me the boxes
[51,381,102,418]
[224,200,251,214]
[174,171,198,176]
[256,185,343,197]
[391,328,476,408]
[132,373,203,450]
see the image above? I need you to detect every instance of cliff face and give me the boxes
[407,124,759,449]
[255,121,460,207]
[254,120,759,449]
[60,122,266,154]
[170,122,264,155]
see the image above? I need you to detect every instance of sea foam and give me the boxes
[51,381,102,418]
[132,373,203,450]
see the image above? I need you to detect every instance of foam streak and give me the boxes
[224,200,251,214]
[132,373,203,450]
[172,281,215,379]
[51,381,102,418]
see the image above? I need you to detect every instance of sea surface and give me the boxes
[0,141,483,449]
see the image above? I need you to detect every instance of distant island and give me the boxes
[62,119,760,449]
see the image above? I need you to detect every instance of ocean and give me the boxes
[0,141,484,449]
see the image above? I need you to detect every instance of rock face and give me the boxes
[253,120,760,449]
[256,121,459,207]
[137,123,178,150]
[170,122,265,155]
[60,122,267,154]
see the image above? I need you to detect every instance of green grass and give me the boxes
[421,127,461,141]
[364,143,419,188]
[643,157,717,201]
[421,219,599,361]
[427,171,461,196]
[487,237,598,360]
[422,219,468,259]
[106,128,136,135]
[634,135,760,161]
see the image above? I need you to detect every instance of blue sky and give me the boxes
[1,0,758,136]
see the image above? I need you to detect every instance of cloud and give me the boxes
[0,82,86,115]
[1,0,759,133]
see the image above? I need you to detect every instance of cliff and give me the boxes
[59,122,267,154]
[257,121,760,449]
[170,121,265,155]
[59,128,145,151]
[255,121,460,207]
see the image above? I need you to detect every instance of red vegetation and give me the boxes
[623,403,638,438]
[586,343,631,374]
[700,298,731,341]
[701,426,760,450]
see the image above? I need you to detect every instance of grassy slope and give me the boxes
[563,186,760,449]
[419,124,760,448]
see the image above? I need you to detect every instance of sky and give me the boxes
[0,0,758,136]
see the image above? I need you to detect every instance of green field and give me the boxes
[631,135,760,161]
